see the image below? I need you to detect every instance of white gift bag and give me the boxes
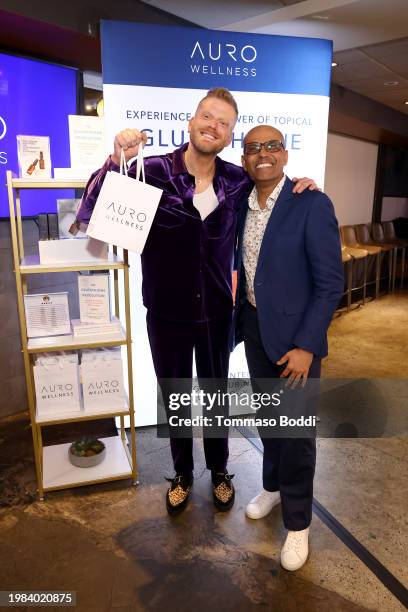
[86,147,163,254]
[34,354,81,417]
[80,349,126,410]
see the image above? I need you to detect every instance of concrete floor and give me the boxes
[1,292,407,611]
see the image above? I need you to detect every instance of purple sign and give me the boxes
[0,52,77,217]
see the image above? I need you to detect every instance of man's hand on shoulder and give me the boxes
[277,348,314,388]
[291,177,321,193]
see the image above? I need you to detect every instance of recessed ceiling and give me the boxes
[141,0,408,116]
[141,0,307,29]
[143,0,284,29]
[332,38,408,116]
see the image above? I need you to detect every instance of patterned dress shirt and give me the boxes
[243,175,286,307]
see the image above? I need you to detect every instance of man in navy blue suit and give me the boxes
[233,125,343,571]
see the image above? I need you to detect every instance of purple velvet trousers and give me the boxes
[146,311,232,477]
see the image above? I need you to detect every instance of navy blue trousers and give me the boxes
[146,311,231,477]
[243,302,320,531]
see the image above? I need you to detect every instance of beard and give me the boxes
[189,129,226,156]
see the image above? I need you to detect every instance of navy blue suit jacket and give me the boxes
[232,177,344,362]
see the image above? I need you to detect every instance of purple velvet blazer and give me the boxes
[76,143,252,322]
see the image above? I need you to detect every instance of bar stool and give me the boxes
[340,225,381,299]
[345,245,369,306]
[382,221,408,289]
[355,224,394,294]
[341,246,353,312]
[370,223,398,292]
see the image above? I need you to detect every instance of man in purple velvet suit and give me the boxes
[74,88,316,516]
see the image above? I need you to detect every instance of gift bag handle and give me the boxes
[38,355,65,371]
[120,144,146,183]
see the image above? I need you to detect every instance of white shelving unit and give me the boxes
[7,172,137,499]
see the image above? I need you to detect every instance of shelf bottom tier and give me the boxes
[42,435,132,491]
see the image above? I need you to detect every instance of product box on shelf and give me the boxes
[38,237,108,264]
[57,199,83,239]
[80,348,126,410]
[47,213,60,240]
[34,352,81,418]
[38,213,49,241]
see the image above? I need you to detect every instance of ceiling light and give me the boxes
[312,15,329,20]
[404,101,408,105]
[85,104,93,111]
[383,81,399,87]
[97,99,104,117]
[332,62,338,67]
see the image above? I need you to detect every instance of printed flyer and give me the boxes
[16,135,52,179]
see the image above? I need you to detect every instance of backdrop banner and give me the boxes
[101,20,333,426]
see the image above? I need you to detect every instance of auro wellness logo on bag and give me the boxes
[104,201,148,231]
[87,379,120,395]
[41,383,74,399]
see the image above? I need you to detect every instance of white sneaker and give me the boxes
[280,527,309,571]
[245,489,281,519]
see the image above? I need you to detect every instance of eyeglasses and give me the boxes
[243,140,285,155]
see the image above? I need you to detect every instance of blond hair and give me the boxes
[198,87,238,115]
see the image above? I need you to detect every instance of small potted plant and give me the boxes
[68,437,106,468]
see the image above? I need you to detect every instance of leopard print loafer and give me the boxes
[165,474,193,516]
[212,472,235,511]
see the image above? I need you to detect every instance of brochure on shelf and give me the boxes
[78,273,111,323]
[52,116,107,180]
[80,348,126,410]
[34,352,81,417]
[16,135,52,179]
[24,293,71,338]
[38,237,108,264]
[68,115,107,173]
